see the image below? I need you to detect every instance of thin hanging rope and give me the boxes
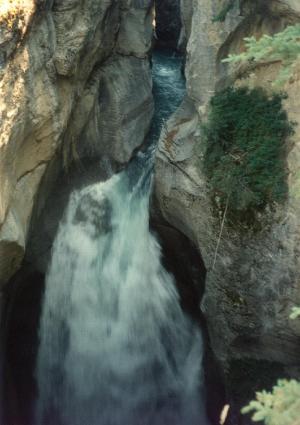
[212,194,230,271]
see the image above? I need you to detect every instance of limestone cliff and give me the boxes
[0,0,154,286]
[154,0,300,420]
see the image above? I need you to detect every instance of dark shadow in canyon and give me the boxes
[155,0,182,50]
[1,268,44,425]
[151,220,227,425]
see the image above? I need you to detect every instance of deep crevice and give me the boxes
[154,0,182,50]
[1,268,44,425]
[151,219,227,425]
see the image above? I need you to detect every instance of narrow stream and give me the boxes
[35,50,208,425]
[150,49,185,140]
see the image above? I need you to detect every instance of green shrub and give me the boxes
[224,24,300,85]
[242,309,300,425]
[290,307,300,320]
[242,380,300,424]
[202,86,294,223]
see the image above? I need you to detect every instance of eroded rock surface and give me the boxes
[0,0,154,285]
[154,0,300,419]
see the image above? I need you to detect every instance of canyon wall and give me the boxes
[154,0,300,420]
[0,0,154,287]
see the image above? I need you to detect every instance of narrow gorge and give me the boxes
[1,1,300,425]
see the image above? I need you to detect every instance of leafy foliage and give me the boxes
[224,24,300,85]
[290,307,300,320]
[242,380,300,424]
[202,86,293,222]
[243,309,300,424]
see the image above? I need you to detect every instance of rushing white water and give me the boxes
[35,50,208,425]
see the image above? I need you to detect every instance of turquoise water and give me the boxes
[149,48,186,141]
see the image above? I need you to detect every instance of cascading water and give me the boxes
[35,50,208,425]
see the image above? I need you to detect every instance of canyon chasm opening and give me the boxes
[1,6,225,425]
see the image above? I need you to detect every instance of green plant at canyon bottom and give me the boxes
[242,379,300,425]
[201,86,293,223]
[242,308,300,425]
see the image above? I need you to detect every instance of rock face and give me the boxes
[154,0,300,420]
[0,0,154,286]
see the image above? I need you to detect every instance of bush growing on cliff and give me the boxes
[202,86,293,223]
[213,1,300,85]
[224,24,300,85]
[242,379,300,425]
[242,309,300,425]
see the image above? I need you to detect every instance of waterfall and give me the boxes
[35,50,208,425]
